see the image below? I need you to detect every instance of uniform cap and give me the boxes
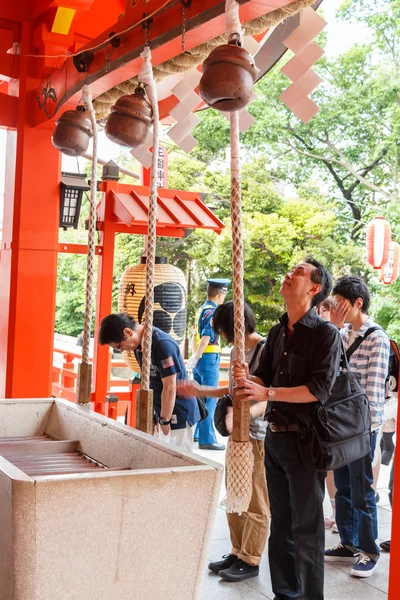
[206,278,231,291]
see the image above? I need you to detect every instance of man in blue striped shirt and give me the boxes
[324,276,390,578]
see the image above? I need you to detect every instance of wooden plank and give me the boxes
[136,389,154,435]
[0,436,51,442]
[0,440,79,456]
[232,386,250,443]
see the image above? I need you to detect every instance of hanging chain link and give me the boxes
[181,4,187,52]
[142,16,153,46]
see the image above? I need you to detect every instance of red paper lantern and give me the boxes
[379,240,400,285]
[366,216,391,269]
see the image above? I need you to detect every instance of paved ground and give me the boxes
[194,439,392,600]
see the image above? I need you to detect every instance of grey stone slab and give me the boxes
[200,572,271,600]
[211,506,231,541]
[324,563,388,599]
[378,506,393,525]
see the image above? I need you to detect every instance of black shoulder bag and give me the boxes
[297,339,371,471]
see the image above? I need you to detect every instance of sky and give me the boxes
[0,0,369,234]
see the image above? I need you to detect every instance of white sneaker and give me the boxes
[351,554,378,577]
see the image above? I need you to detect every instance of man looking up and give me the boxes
[188,278,230,450]
[98,313,200,452]
[324,276,390,578]
[233,258,341,600]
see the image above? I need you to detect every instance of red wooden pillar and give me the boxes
[0,22,60,398]
[92,162,119,414]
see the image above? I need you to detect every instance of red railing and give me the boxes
[52,344,230,426]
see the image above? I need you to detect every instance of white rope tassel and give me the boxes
[81,85,98,366]
[225,0,243,43]
[138,46,160,390]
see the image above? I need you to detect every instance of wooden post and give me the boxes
[136,389,153,435]
[76,363,92,404]
[232,387,250,442]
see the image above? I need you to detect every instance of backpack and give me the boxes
[297,339,371,472]
[346,326,399,400]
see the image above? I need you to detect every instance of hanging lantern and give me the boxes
[105,85,153,148]
[199,41,258,112]
[52,106,94,157]
[118,257,187,372]
[379,240,400,285]
[366,216,391,269]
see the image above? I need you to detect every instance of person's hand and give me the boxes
[186,355,198,371]
[232,360,249,382]
[330,299,351,328]
[177,379,201,397]
[225,405,233,434]
[235,379,268,403]
[160,423,171,436]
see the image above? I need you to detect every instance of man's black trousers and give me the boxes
[265,427,326,600]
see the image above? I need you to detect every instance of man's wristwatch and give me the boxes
[159,417,171,426]
[268,387,277,400]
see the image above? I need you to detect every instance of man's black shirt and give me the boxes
[253,307,341,425]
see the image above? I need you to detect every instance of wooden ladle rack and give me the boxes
[0,435,127,476]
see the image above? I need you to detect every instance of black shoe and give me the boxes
[199,443,226,450]
[375,491,380,504]
[208,554,237,574]
[194,437,199,443]
[219,558,259,582]
[380,540,391,552]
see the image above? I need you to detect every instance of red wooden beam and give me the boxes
[0,92,18,128]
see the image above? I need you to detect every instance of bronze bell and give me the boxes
[105,86,153,148]
[52,106,94,157]
[199,42,258,112]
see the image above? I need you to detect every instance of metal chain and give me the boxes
[181,4,187,52]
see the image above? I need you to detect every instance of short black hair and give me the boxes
[304,257,332,307]
[98,313,137,345]
[332,276,370,314]
[212,300,256,344]
[207,284,224,299]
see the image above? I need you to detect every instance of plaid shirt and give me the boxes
[341,318,390,429]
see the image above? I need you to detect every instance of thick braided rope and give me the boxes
[93,0,316,119]
[81,85,98,365]
[229,110,245,365]
[138,47,160,390]
[225,2,254,516]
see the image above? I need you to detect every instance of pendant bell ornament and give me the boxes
[199,42,258,112]
[105,85,153,148]
[52,106,94,157]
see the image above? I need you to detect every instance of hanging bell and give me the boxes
[52,106,94,157]
[199,41,258,112]
[105,85,153,148]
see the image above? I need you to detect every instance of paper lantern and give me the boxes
[379,240,400,285]
[118,257,187,372]
[366,217,391,269]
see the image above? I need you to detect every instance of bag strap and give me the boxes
[346,326,380,361]
[248,339,266,373]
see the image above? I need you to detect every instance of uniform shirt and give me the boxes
[197,300,219,348]
[341,318,390,430]
[229,340,267,440]
[135,327,200,429]
[253,307,341,425]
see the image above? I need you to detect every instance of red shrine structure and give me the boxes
[0,1,398,597]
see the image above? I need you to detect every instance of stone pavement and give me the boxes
[194,441,391,600]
